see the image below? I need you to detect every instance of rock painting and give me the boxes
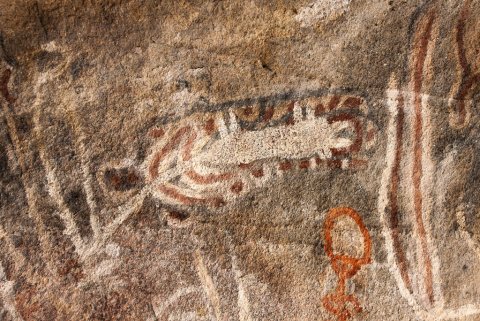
[0,0,478,320]
[379,2,480,320]
[145,92,377,208]
[449,0,480,128]
[322,207,371,321]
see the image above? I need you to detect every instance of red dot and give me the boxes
[230,181,243,193]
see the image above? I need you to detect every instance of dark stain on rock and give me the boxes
[0,35,18,67]
[70,56,89,80]
[9,230,42,270]
[90,290,130,321]
[313,239,324,257]
[0,69,15,103]
[0,143,10,181]
[127,195,165,230]
[176,79,190,91]
[14,113,33,137]
[167,210,189,222]
[0,250,14,280]
[57,257,84,282]
[0,310,8,321]
[104,167,143,192]
[33,1,48,40]
[41,204,67,233]
[65,187,92,238]
[34,50,62,72]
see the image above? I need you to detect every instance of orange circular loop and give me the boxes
[324,207,372,278]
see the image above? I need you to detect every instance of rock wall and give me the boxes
[0,1,479,320]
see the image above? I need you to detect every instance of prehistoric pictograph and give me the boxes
[144,93,377,208]
[0,0,479,320]
[322,207,371,321]
[152,286,217,321]
[379,3,480,320]
[449,0,480,128]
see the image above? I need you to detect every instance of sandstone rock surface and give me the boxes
[0,1,479,320]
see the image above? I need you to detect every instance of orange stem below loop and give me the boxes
[322,207,372,321]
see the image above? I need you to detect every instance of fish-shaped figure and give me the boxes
[142,92,377,207]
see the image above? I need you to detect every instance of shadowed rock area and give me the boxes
[0,0,479,320]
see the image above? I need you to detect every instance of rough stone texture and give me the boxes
[0,1,479,320]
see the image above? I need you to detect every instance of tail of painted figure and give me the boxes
[144,93,378,208]
[379,7,480,319]
[448,0,479,129]
[381,80,442,314]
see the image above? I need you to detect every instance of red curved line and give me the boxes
[181,130,197,161]
[452,0,476,126]
[342,97,363,109]
[411,11,435,304]
[324,207,372,277]
[453,74,480,125]
[389,93,413,292]
[148,126,192,179]
[455,1,470,74]
[327,95,341,111]
[185,169,233,184]
[0,69,15,103]
[328,114,363,156]
[157,184,225,207]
